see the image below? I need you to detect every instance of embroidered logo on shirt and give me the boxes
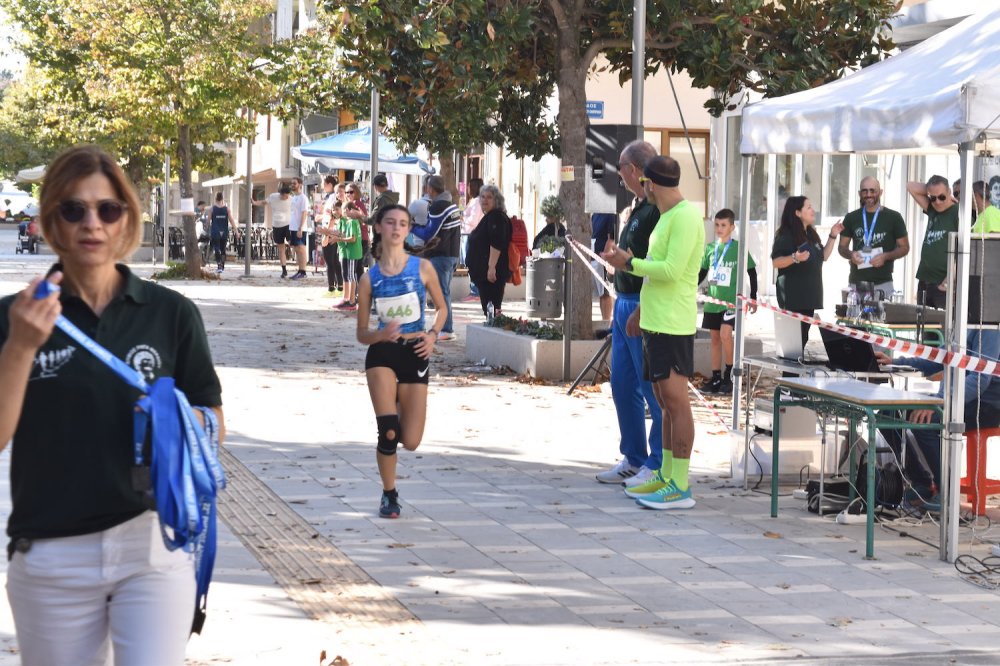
[32,346,76,380]
[126,345,162,382]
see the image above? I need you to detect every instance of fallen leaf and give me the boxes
[763,531,783,539]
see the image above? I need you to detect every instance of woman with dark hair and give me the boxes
[356,204,446,519]
[465,184,512,317]
[0,145,224,663]
[771,196,843,346]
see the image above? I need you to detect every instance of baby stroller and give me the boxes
[15,219,39,255]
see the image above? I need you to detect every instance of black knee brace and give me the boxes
[376,414,401,456]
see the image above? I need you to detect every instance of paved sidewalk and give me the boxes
[0,251,998,664]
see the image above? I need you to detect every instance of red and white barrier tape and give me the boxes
[697,292,1000,378]
[564,236,617,298]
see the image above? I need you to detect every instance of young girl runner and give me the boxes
[698,208,758,394]
[356,205,446,518]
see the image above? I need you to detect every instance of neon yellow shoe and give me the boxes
[623,469,668,498]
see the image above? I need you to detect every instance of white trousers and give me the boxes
[6,511,195,666]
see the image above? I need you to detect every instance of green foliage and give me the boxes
[0,0,274,180]
[150,262,189,281]
[538,236,564,255]
[271,0,559,160]
[487,314,562,340]
[539,195,564,223]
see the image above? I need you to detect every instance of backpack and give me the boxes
[412,202,461,245]
[510,215,530,265]
[507,238,522,286]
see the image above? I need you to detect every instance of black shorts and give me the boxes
[365,339,430,384]
[272,226,292,245]
[642,331,695,382]
[702,310,736,331]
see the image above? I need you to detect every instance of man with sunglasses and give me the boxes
[593,140,664,488]
[837,176,908,298]
[907,175,959,309]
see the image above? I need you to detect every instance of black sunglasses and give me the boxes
[927,193,949,203]
[58,199,126,224]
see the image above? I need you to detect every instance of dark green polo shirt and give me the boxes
[841,206,907,285]
[916,203,959,284]
[615,199,660,295]
[0,264,222,543]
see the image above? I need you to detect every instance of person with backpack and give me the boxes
[411,175,462,342]
[356,204,447,519]
[466,184,512,318]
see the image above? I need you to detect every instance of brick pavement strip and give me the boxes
[217,447,418,628]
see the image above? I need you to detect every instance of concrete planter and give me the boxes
[467,323,764,381]
[465,323,605,380]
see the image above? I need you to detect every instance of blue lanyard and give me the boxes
[861,207,880,248]
[35,279,224,634]
[712,239,733,271]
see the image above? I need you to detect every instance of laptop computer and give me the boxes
[819,328,880,372]
[774,313,805,360]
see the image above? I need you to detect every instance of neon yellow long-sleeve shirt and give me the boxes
[630,199,705,335]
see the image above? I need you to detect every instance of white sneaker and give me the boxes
[595,458,639,484]
[623,466,656,488]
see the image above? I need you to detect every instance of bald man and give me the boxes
[837,176,909,298]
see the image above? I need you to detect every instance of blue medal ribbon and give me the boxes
[35,279,224,634]
[861,207,880,249]
[711,239,733,275]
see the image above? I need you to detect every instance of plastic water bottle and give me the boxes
[486,302,495,324]
[846,288,860,320]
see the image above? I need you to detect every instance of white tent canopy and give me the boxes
[733,7,1000,563]
[740,7,1000,155]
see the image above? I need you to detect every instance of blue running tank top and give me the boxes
[210,205,230,235]
[368,255,427,335]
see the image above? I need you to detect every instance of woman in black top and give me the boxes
[770,196,843,346]
[466,184,512,317]
[0,145,224,664]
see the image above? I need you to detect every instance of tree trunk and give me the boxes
[556,32,593,340]
[438,152,458,201]
[177,122,201,278]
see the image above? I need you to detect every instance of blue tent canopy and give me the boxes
[292,126,433,175]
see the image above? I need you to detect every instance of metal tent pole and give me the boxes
[734,155,753,487]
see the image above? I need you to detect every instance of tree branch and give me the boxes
[582,38,626,70]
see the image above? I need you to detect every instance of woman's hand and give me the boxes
[8,274,62,354]
[830,221,845,238]
[380,321,401,343]
[487,266,497,283]
[792,249,810,263]
[414,330,436,359]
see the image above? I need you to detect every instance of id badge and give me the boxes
[712,266,733,287]
[859,246,882,269]
[375,292,421,326]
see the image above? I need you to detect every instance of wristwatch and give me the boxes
[625,256,634,272]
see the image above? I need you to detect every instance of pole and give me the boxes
[562,239,573,381]
[734,155,752,488]
[162,143,170,265]
[244,111,254,277]
[630,0,645,127]
[370,87,380,200]
[940,141,975,562]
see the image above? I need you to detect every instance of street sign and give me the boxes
[586,101,604,119]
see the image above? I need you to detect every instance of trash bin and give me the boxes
[525,256,564,319]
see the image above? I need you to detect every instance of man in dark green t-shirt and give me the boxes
[837,176,909,297]
[908,175,959,309]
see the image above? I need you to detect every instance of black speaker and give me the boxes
[968,238,1000,325]
[585,124,641,214]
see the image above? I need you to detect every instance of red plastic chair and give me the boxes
[960,428,1000,515]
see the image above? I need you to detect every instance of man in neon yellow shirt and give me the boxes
[603,155,705,510]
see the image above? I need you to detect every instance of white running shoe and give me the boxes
[595,458,639,484]
[623,466,656,488]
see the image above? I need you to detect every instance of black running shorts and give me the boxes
[365,339,430,384]
[642,331,695,382]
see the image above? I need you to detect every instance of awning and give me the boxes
[292,126,433,175]
[201,175,240,187]
[15,165,45,184]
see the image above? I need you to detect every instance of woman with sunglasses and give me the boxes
[356,205,446,519]
[0,145,224,664]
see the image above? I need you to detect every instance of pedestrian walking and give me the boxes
[318,176,344,294]
[209,192,238,274]
[0,144,225,664]
[356,204,446,518]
